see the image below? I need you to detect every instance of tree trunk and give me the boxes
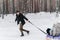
[12,0,15,14]
[2,0,5,19]
[6,0,9,14]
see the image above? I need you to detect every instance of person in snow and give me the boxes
[15,11,30,36]
[46,23,60,37]
[46,23,60,40]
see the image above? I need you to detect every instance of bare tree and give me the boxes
[22,0,28,13]
[2,0,5,19]
[6,0,9,14]
[12,0,15,14]
[44,0,47,12]
[59,0,60,11]
[50,0,52,13]
[0,5,1,17]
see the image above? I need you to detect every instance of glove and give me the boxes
[27,20,30,23]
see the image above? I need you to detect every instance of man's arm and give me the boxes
[22,14,30,22]
[15,14,17,21]
[22,14,28,20]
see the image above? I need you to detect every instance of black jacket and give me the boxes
[15,13,28,25]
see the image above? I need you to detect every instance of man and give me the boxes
[15,11,30,36]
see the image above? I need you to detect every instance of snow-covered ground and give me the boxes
[0,12,60,40]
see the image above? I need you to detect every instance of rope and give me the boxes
[29,21,47,34]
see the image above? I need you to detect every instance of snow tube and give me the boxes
[47,35,60,40]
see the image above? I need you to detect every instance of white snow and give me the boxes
[0,12,60,40]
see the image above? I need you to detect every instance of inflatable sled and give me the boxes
[46,35,60,40]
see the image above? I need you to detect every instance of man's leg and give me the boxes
[20,23,29,35]
[19,24,24,36]
[23,29,29,34]
[21,23,30,34]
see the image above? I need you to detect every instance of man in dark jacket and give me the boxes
[15,11,30,36]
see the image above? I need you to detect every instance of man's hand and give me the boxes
[15,19,16,22]
[27,20,30,23]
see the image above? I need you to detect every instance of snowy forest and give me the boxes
[0,0,60,14]
[0,0,60,19]
[0,0,60,40]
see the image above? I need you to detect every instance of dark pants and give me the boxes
[19,23,29,35]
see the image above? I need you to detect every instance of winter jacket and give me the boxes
[15,13,28,25]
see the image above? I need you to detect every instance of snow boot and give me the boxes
[20,34,24,37]
[20,32,24,37]
[27,31,29,34]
